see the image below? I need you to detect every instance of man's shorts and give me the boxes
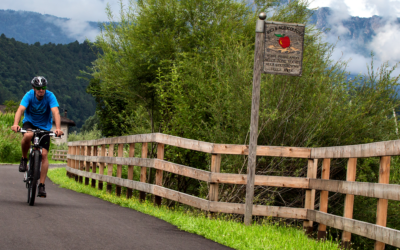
[22,122,51,151]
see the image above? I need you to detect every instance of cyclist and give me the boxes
[11,76,64,198]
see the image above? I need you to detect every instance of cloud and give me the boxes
[309,1,400,76]
[44,16,101,42]
[364,0,400,18]
[309,0,400,18]
[368,22,400,62]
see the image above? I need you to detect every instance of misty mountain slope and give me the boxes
[310,7,391,56]
[0,9,101,44]
[0,7,396,60]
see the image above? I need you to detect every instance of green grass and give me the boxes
[48,167,341,250]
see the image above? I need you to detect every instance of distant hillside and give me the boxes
[0,7,394,58]
[0,34,98,128]
[0,9,101,44]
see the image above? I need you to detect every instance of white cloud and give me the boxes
[308,0,400,76]
[44,16,100,42]
[324,0,351,36]
[364,0,400,18]
[368,22,400,62]
[309,0,400,18]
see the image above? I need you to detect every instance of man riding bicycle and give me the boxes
[11,76,64,198]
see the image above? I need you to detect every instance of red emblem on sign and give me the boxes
[275,34,290,48]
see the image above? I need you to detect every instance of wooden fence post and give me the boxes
[98,145,106,190]
[67,147,71,177]
[79,146,84,183]
[116,144,124,196]
[74,146,79,182]
[209,154,221,218]
[107,144,114,193]
[127,143,135,199]
[139,142,148,202]
[244,13,266,226]
[341,158,357,249]
[317,158,331,240]
[155,143,165,206]
[70,146,76,179]
[374,156,391,250]
[304,159,318,235]
[85,146,91,185]
[91,146,98,188]
[85,146,92,185]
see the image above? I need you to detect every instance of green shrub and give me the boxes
[0,113,22,163]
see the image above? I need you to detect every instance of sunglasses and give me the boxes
[35,86,47,90]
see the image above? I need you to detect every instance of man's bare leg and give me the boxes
[21,133,33,158]
[40,148,48,184]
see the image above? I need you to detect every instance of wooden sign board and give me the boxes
[263,21,305,76]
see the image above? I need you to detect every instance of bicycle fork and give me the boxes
[24,148,42,186]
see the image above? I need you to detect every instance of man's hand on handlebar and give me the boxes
[11,125,20,132]
[54,129,64,137]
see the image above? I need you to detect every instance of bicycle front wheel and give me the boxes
[28,150,40,206]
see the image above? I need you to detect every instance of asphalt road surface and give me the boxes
[0,165,232,250]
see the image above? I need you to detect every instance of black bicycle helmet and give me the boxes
[31,76,47,87]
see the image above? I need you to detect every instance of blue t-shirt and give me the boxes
[21,89,59,131]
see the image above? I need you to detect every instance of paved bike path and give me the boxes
[0,165,232,250]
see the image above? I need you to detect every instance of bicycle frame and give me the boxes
[19,129,59,205]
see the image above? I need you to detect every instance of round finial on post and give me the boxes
[259,12,266,20]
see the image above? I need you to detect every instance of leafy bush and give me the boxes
[68,125,102,142]
[0,113,22,163]
[3,100,19,113]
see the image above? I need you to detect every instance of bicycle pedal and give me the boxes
[37,194,46,198]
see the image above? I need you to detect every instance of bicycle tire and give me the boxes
[27,156,32,204]
[28,150,40,206]
[27,183,31,203]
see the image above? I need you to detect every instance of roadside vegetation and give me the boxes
[0,113,22,163]
[83,0,400,248]
[1,0,400,248]
[48,167,340,250]
[0,112,66,164]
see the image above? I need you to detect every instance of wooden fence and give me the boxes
[51,150,68,162]
[66,133,400,249]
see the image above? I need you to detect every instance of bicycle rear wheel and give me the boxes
[28,150,40,206]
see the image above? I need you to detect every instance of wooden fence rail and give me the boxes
[67,133,400,249]
[51,150,67,162]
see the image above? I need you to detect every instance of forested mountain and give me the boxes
[0,9,101,44]
[0,34,98,128]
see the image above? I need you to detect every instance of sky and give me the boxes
[309,0,400,17]
[0,0,395,21]
[0,0,399,75]
[0,0,129,22]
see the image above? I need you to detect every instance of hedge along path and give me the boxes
[67,133,400,249]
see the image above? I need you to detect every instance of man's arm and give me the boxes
[11,105,26,132]
[51,107,64,136]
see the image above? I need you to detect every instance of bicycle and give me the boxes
[19,129,61,206]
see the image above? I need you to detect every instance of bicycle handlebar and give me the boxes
[19,129,62,138]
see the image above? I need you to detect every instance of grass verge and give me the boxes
[48,167,341,250]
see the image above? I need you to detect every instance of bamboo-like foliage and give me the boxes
[87,1,400,248]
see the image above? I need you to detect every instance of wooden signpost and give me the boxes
[244,14,305,225]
